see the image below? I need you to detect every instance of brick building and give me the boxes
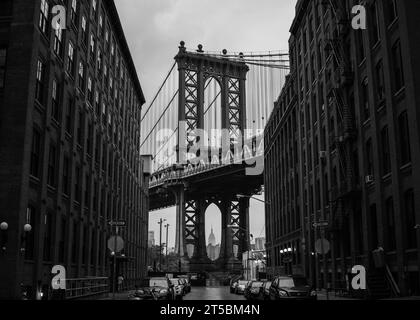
[265,0,420,297]
[0,0,149,299]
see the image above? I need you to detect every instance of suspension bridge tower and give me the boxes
[170,41,252,273]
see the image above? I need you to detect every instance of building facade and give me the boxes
[265,0,420,297]
[0,0,149,299]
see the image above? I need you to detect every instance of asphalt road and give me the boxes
[184,286,246,300]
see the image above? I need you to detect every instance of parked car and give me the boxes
[235,280,250,295]
[129,278,175,300]
[170,278,185,300]
[262,281,272,300]
[178,277,191,293]
[269,276,317,300]
[244,281,265,300]
[230,280,239,293]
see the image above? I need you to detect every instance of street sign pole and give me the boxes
[112,225,119,300]
[321,228,329,300]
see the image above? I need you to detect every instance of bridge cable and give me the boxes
[141,61,177,123]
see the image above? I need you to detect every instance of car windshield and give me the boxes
[238,281,248,285]
[279,277,308,288]
[265,282,272,288]
[149,279,168,287]
[251,282,264,288]
[170,279,180,285]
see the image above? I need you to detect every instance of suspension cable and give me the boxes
[140,90,179,149]
[141,61,177,122]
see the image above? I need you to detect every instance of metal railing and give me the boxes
[65,277,109,300]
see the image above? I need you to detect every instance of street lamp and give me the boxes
[0,222,8,252]
[21,223,32,253]
[227,224,254,280]
[157,218,166,271]
[165,223,170,271]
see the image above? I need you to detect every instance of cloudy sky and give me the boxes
[115,0,297,248]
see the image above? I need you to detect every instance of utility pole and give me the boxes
[158,218,166,271]
[165,223,170,271]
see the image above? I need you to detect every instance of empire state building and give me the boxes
[206,227,220,261]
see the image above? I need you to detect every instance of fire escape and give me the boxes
[323,0,359,231]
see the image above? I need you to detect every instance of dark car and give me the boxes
[262,281,272,300]
[235,280,250,295]
[244,281,265,300]
[129,278,175,300]
[269,276,317,300]
[178,277,191,293]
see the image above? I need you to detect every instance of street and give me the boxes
[184,286,245,301]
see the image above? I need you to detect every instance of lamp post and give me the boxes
[165,223,170,271]
[0,222,8,252]
[157,218,166,271]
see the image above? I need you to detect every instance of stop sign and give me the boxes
[107,236,124,253]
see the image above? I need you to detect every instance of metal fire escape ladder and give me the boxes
[324,0,357,230]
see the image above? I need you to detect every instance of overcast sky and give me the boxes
[115,0,297,248]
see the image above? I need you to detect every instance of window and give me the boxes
[370,2,380,45]
[82,225,88,264]
[51,79,60,121]
[92,0,97,15]
[404,190,417,249]
[386,197,396,251]
[87,77,93,105]
[39,0,49,36]
[66,42,75,76]
[375,60,385,103]
[87,122,93,155]
[0,48,6,88]
[58,216,66,263]
[77,111,83,145]
[47,143,57,187]
[85,174,90,205]
[43,212,52,261]
[89,34,95,63]
[35,59,45,104]
[53,27,63,57]
[63,155,70,195]
[392,41,405,92]
[71,220,78,263]
[30,129,41,178]
[357,30,365,63]
[70,0,78,26]
[381,126,391,175]
[81,16,88,45]
[370,204,379,248]
[366,139,374,176]
[398,111,411,165]
[95,91,100,115]
[386,0,398,25]
[78,61,85,91]
[65,98,73,134]
[75,165,81,203]
[361,78,370,121]
[24,206,36,260]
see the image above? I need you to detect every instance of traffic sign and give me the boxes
[108,220,126,227]
[315,238,330,255]
[313,221,329,228]
[107,236,124,253]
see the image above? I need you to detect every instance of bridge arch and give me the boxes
[204,203,222,261]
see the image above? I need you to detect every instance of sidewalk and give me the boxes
[316,289,361,300]
[100,290,134,300]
